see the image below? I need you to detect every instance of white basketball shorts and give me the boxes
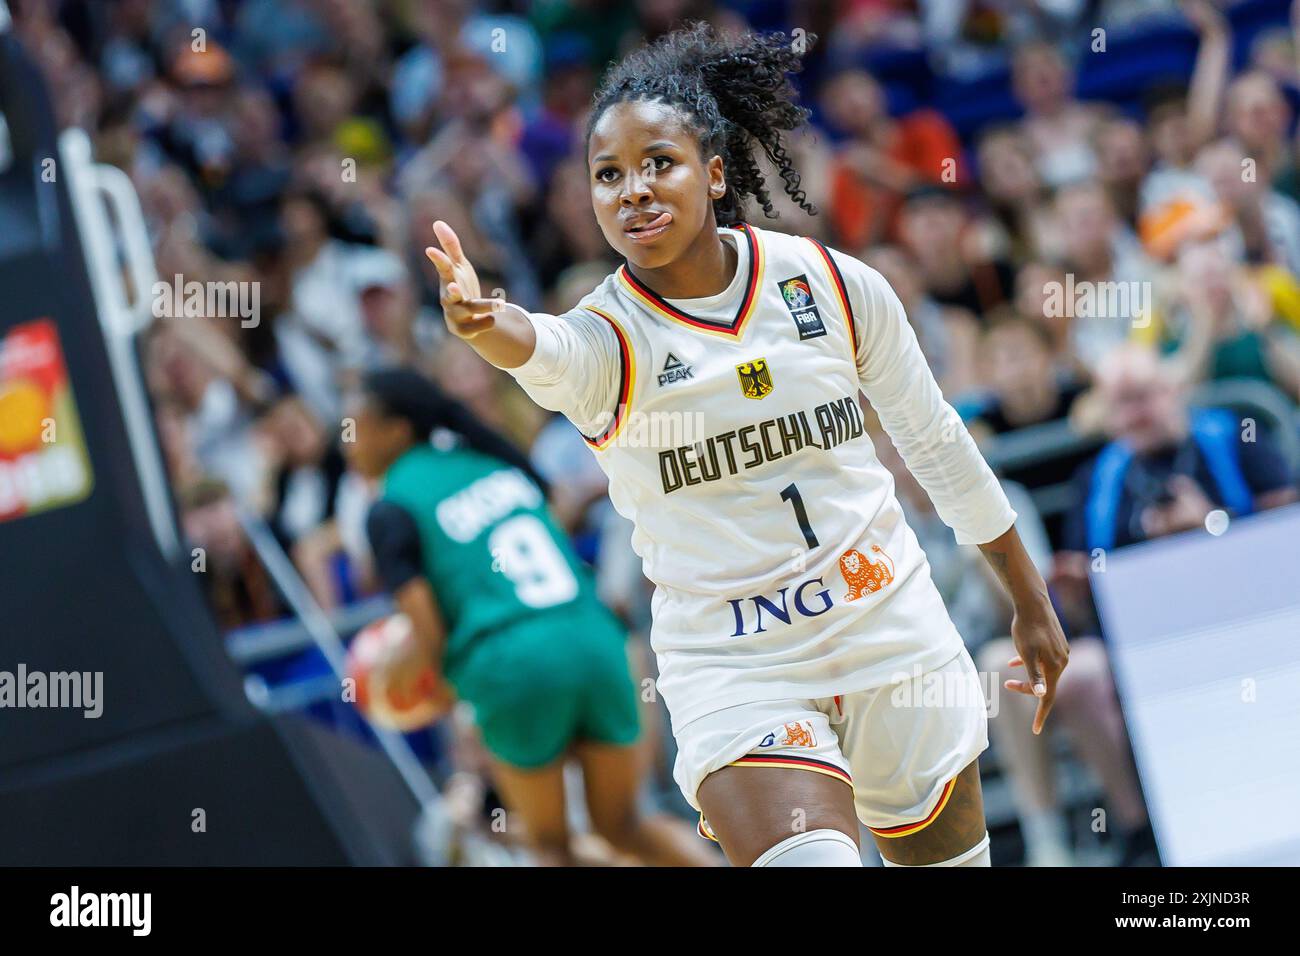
[674,646,989,840]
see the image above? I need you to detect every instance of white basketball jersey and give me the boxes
[506,223,1014,731]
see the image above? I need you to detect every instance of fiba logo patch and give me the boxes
[778,274,826,340]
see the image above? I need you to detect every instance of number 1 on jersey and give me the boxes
[780,482,819,549]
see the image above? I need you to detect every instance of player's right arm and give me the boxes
[425,220,537,368]
[425,221,621,434]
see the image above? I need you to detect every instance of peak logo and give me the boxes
[657,352,694,386]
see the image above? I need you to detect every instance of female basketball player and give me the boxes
[344,367,717,866]
[425,23,1069,867]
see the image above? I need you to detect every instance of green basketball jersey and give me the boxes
[379,443,609,674]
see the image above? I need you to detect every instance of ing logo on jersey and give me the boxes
[778,274,827,340]
[758,720,818,749]
[736,358,774,399]
[839,545,894,601]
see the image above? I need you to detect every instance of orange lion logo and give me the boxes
[839,545,894,601]
[781,721,815,748]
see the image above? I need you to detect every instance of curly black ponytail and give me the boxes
[587,21,817,225]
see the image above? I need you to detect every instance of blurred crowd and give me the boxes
[11,0,1300,865]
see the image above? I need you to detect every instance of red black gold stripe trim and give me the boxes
[729,753,853,786]
[806,238,857,354]
[699,765,958,842]
[616,223,765,338]
[695,754,854,843]
[868,775,957,838]
[581,306,634,451]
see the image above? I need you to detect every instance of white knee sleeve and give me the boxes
[752,829,863,867]
[880,832,991,867]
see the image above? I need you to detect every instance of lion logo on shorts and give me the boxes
[839,545,894,601]
[781,721,815,748]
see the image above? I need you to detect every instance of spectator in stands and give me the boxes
[899,185,1016,318]
[149,42,241,193]
[965,312,1087,440]
[291,60,362,150]
[963,311,1098,547]
[530,412,611,550]
[353,254,435,371]
[1136,0,1230,263]
[519,35,596,194]
[96,0,160,97]
[146,323,267,508]
[1162,238,1300,399]
[180,480,279,629]
[1196,137,1300,278]
[528,156,618,301]
[975,124,1059,263]
[1093,115,1150,231]
[1055,180,1157,372]
[1057,345,1297,611]
[1013,260,1081,372]
[256,396,349,609]
[395,62,535,210]
[868,244,980,397]
[274,188,386,424]
[429,337,545,453]
[231,0,333,78]
[1248,20,1300,92]
[396,63,541,309]
[820,68,964,249]
[1248,6,1300,202]
[1225,70,1297,204]
[921,0,1085,80]
[208,86,293,260]
[1010,40,1103,189]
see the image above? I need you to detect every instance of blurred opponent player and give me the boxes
[344,367,716,866]
[427,24,1069,867]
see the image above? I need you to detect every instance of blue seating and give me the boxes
[841,0,1295,142]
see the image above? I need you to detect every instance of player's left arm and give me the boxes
[392,577,447,663]
[975,525,1069,735]
[832,247,1068,732]
[389,577,457,715]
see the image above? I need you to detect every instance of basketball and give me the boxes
[346,614,444,732]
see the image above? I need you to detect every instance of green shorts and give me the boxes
[449,611,641,769]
